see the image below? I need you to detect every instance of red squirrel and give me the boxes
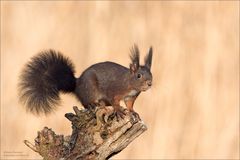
[18,45,153,118]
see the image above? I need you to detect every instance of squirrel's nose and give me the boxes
[147,81,152,87]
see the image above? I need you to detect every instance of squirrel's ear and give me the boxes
[130,63,138,73]
[129,44,140,73]
[144,46,153,70]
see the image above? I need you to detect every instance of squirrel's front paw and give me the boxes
[113,108,126,121]
[130,110,141,122]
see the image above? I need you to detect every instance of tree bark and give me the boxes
[24,106,147,160]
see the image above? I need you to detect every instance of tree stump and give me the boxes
[24,106,147,160]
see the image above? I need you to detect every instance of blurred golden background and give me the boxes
[1,1,239,159]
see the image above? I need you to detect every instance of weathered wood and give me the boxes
[24,106,147,159]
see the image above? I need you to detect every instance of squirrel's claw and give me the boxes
[130,110,141,122]
[114,108,126,121]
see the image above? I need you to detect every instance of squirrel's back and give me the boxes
[84,61,129,80]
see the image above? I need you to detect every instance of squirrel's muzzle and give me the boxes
[141,80,152,91]
[147,81,152,87]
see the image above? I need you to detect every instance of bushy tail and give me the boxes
[18,50,76,115]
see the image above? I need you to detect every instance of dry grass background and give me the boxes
[1,1,239,159]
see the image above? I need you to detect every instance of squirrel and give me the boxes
[18,45,153,119]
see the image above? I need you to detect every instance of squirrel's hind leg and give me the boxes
[75,72,104,110]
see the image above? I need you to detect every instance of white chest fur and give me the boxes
[127,89,138,97]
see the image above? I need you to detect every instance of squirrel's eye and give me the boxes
[137,73,142,79]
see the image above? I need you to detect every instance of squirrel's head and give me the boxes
[129,45,153,92]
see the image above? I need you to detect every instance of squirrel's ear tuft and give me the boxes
[129,44,140,73]
[144,46,153,70]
